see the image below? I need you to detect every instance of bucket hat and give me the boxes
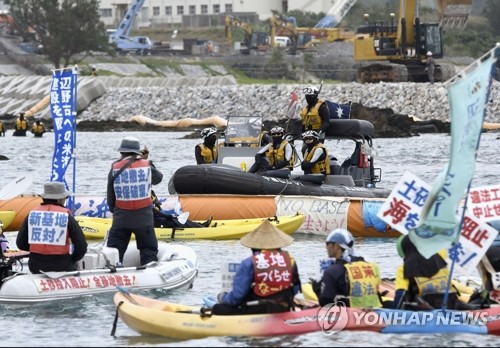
[117,137,141,154]
[41,182,73,200]
[240,219,293,249]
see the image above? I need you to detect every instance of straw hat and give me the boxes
[41,182,73,200]
[240,219,293,249]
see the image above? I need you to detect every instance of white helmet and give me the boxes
[200,127,218,139]
[270,126,284,136]
[301,130,319,139]
[302,86,319,96]
[426,51,432,56]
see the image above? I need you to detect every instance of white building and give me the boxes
[0,0,351,29]
[98,0,343,28]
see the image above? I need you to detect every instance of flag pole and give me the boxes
[440,44,499,310]
[49,66,78,213]
[70,65,78,214]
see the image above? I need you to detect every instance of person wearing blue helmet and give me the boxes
[312,228,382,308]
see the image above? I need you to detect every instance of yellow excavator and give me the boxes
[225,15,269,54]
[354,0,473,83]
[270,15,353,52]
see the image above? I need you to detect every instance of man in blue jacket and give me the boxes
[212,220,301,315]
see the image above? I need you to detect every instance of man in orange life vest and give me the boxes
[106,137,163,266]
[212,220,302,315]
[16,182,88,274]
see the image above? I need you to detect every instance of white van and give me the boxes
[274,36,290,48]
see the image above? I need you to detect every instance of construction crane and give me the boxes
[110,0,152,55]
[354,0,473,83]
[315,0,358,28]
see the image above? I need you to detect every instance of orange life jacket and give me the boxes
[252,250,294,297]
[28,204,71,255]
[112,157,152,210]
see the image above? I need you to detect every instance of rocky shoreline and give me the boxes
[75,80,499,138]
[1,79,499,138]
[80,81,500,124]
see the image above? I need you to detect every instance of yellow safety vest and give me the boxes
[304,143,330,174]
[31,123,45,135]
[414,266,455,296]
[265,141,295,169]
[198,143,218,164]
[300,99,325,131]
[15,118,28,131]
[345,261,382,308]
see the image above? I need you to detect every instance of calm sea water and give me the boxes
[1,130,500,347]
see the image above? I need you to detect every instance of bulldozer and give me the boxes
[354,0,473,83]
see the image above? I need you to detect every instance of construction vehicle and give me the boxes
[109,0,153,55]
[269,15,312,54]
[225,15,269,54]
[354,0,473,83]
[270,15,353,53]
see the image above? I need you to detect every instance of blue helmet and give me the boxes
[325,228,354,251]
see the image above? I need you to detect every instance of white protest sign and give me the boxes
[275,195,349,234]
[377,171,498,275]
[468,184,500,222]
[220,260,240,293]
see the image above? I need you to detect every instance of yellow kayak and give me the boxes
[76,214,304,240]
[0,210,15,229]
[112,290,382,339]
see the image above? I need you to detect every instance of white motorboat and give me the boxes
[0,240,198,305]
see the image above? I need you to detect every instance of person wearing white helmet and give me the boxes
[295,130,330,184]
[426,51,435,84]
[195,127,219,164]
[299,85,330,151]
[248,126,295,178]
[312,228,382,308]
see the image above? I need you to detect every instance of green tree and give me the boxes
[6,0,109,68]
